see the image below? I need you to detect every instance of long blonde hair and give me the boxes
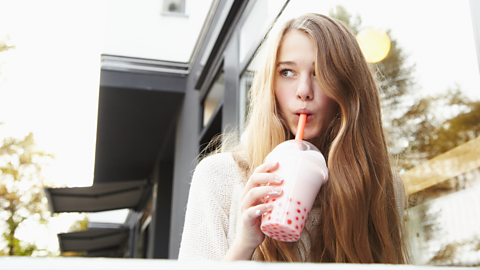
[236,13,409,263]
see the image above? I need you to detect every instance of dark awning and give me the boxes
[45,180,151,213]
[58,228,129,257]
[94,60,186,184]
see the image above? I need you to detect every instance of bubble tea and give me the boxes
[260,114,328,242]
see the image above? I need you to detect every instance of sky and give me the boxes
[0,0,479,257]
[0,0,109,255]
[279,0,480,101]
[0,1,108,189]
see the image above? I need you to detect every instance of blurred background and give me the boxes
[0,0,479,266]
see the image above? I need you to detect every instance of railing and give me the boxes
[1,257,473,270]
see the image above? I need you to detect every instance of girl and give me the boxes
[178,13,409,263]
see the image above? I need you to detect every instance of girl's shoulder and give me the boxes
[193,152,245,186]
[195,152,239,173]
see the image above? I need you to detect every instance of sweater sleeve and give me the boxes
[178,153,237,261]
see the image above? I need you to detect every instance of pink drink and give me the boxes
[261,140,328,242]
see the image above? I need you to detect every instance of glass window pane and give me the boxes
[203,69,224,127]
[269,0,480,265]
[239,62,255,134]
[239,0,287,64]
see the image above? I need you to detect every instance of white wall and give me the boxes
[103,0,213,62]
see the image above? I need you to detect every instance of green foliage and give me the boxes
[330,6,478,169]
[331,6,480,266]
[395,88,479,168]
[0,36,15,77]
[329,5,361,34]
[0,38,15,53]
[429,237,480,266]
[68,215,89,232]
[0,132,53,256]
[330,5,416,163]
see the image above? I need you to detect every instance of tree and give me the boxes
[0,36,15,78]
[0,132,53,256]
[329,6,417,167]
[330,6,480,266]
[395,87,479,167]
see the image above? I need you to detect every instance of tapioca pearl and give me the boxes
[287,220,292,225]
[297,209,301,213]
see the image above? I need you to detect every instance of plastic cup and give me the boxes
[260,140,328,242]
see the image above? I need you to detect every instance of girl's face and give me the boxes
[275,29,338,140]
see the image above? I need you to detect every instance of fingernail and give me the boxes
[265,203,273,210]
[274,175,283,183]
[255,209,261,216]
[268,187,283,195]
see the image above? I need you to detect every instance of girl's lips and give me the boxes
[294,113,313,122]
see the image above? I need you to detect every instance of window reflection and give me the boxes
[239,63,255,134]
[239,0,287,64]
[258,0,480,265]
[203,69,224,127]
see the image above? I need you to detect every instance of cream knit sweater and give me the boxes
[178,152,405,261]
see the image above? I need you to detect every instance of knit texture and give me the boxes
[178,153,243,261]
[178,152,405,261]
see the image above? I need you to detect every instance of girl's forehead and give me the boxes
[277,30,315,60]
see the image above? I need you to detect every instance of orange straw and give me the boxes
[295,114,307,140]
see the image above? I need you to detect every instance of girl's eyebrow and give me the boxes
[276,61,296,67]
[276,61,315,67]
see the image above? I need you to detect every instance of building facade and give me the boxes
[46,0,480,263]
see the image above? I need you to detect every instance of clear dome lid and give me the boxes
[267,140,326,167]
[271,140,320,152]
[265,139,328,181]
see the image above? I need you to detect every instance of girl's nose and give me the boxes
[296,75,314,101]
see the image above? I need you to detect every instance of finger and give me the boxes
[244,203,274,226]
[244,162,282,192]
[253,161,280,174]
[247,172,283,189]
[241,186,283,211]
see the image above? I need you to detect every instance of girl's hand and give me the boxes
[223,161,283,261]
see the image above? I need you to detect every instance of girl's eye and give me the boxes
[280,69,294,77]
